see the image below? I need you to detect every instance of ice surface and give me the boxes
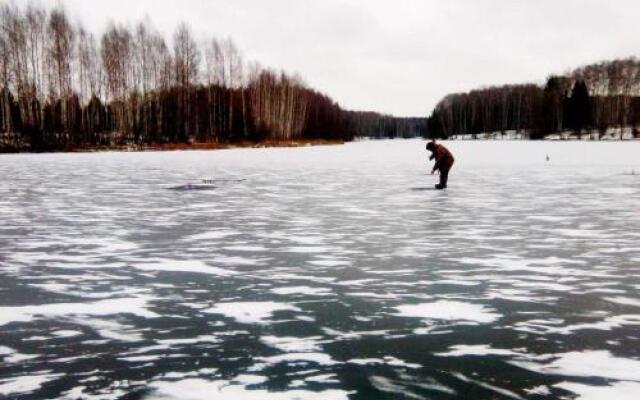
[1,139,639,399]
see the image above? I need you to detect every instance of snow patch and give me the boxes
[394,301,501,324]
[512,350,640,381]
[203,301,301,324]
[270,286,332,296]
[146,378,351,400]
[134,260,237,276]
[0,373,63,396]
[0,296,159,326]
[554,381,640,400]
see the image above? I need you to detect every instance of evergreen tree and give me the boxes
[568,80,591,133]
[541,76,568,137]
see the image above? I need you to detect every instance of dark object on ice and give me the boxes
[169,183,217,191]
[201,178,246,184]
[426,140,455,190]
[546,154,550,162]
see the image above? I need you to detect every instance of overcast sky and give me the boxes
[33,0,640,116]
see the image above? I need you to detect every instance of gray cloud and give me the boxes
[36,0,640,116]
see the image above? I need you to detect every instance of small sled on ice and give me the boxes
[168,182,217,191]
[168,177,245,191]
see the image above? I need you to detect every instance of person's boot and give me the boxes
[435,183,445,190]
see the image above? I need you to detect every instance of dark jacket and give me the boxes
[429,143,454,171]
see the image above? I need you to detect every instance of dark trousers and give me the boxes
[438,158,454,188]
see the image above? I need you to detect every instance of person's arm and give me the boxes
[432,159,440,174]
[429,153,435,161]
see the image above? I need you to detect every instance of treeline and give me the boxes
[427,57,640,139]
[0,3,367,152]
[349,112,426,139]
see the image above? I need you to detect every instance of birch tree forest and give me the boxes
[0,3,384,152]
[427,58,640,139]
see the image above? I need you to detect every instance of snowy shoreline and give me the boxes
[448,127,640,141]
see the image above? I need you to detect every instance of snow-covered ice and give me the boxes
[0,139,639,399]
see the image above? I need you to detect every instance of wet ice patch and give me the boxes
[203,302,301,324]
[395,301,501,324]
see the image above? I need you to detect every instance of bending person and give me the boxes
[426,140,455,190]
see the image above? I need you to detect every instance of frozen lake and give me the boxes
[1,139,639,399]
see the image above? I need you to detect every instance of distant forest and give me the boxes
[0,4,420,152]
[427,58,640,139]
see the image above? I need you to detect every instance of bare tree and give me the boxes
[25,3,47,102]
[173,23,200,88]
[47,7,74,100]
[173,22,200,140]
